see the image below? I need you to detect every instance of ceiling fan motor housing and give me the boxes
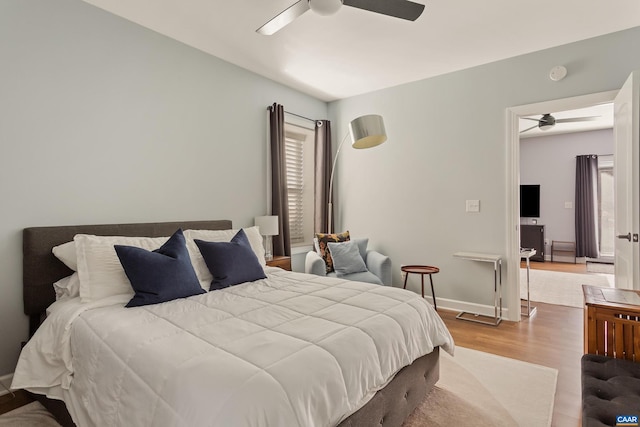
[257,0,424,35]
[309,0,343,15]
[539,113,556,130]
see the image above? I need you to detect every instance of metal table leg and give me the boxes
[521,255,537,317]
[455,257,502,326]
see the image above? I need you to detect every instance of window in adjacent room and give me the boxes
[284,122,315,247]
[598,155,614,257]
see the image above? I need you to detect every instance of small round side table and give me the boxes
[402,265,440,310]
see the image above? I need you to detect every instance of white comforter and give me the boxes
[13,268,454,427]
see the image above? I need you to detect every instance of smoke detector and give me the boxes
[549,66,567,82]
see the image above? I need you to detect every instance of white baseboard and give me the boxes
[421,295,511,321]
[544,254,588,264]
[0,373,14,396]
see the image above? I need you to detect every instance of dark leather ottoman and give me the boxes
[582,354,640,426]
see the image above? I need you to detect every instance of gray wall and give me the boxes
[520,129,614,256]
[328,27,640,314]
[0,0,327,376]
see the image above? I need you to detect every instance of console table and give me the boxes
[453,252,502,326]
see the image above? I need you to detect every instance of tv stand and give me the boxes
[520,225,544,262]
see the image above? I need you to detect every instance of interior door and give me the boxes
[613,71,640,290]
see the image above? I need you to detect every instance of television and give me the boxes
[520,185,540,218]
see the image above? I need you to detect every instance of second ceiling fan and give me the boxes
[257,0,426,35]
[520,113,599,134]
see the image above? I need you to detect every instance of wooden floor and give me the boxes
[440,301,583,427]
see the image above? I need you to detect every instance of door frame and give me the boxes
[505,90,618,321]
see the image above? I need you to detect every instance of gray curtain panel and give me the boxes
[575,154,600,258]
[314,120,332,234]
[268,103,291,257]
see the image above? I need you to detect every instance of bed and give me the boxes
[13,220,454,427]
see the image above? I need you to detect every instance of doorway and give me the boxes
[519,113,616,308]
[519,105,615,263]
[505,90,618,319]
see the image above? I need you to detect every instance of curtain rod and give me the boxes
[575,154,613,157]
[286,111,316,122]
[266,106,316,123]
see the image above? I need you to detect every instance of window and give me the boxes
[284,123,315,247]
[598,155,614,257]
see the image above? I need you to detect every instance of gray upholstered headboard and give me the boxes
[23,220,232,336]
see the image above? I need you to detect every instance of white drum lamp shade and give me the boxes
[255,215,279,236]
[255,215,279,260]
[349,114,387,149]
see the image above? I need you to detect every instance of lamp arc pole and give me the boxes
[327,132,351,234]
[326,114,387,234]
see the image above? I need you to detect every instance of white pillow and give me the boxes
[74,234,169,303]
[52,241,78,271]
[53,272,80,300]
[184,227,266,289]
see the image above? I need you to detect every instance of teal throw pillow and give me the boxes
[327,240,368,277]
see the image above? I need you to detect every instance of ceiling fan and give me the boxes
[520,113,599,134]
[256,0,426,35]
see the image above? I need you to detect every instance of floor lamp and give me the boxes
[328,114,387,233]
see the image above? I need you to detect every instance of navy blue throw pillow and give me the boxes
[115,229,205,307]
[195,229,266,291]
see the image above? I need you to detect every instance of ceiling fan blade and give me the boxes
[343,0,425,21]
[521,117,542,122]
[520,125,539,134]
[256,0,311,35]
[554,116,599,123]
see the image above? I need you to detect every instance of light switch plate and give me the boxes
[565,202,573,209]
[466,200,480,213]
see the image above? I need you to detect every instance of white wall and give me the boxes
[520,129,614,256]
[0,0,327,375]
[328,26,640,317]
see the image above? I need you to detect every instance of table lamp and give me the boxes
[254,215,279,261]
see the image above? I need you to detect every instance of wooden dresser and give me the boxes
[583,284,640,360]
[266,255,292,271]
[520,225,545,262]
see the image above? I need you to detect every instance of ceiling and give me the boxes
[519,103,614,139]
[80,0,640,102]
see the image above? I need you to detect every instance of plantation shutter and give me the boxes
[285,131,305,244]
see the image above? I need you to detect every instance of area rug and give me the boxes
[0,401,60,427]
[1,347,557,427]
[520,268,614,308]
[403,346,557,427]
[587,261,615,274]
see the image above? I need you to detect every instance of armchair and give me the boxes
[305,238,392,286]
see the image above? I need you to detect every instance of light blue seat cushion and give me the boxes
[326,270,383,285]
